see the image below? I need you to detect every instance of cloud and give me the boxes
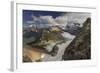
[64,12,91,27]
[27,14,68,28]
[26,12,90,28]
[39,15,68,27]
[55,15,68,27]
[39,16,58,26]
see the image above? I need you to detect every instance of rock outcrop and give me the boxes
[62,18,91,60]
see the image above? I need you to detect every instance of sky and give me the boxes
[23,10,65,26]
[23,10,91,28]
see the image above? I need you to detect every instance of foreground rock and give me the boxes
[62,18,91,60]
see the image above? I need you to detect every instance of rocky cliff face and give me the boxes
[62,18,91,60]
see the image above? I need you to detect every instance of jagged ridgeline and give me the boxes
[62,18,91,60]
